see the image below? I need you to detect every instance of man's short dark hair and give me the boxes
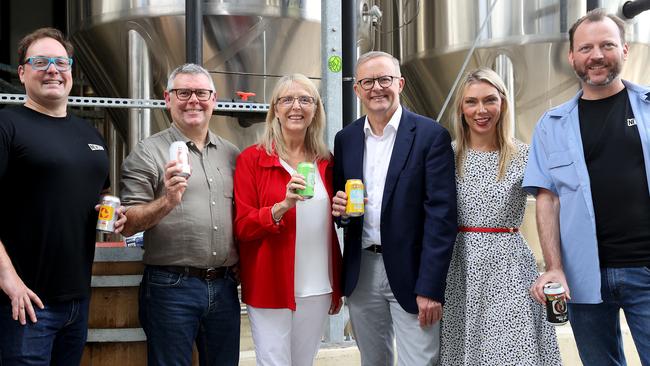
[568,8,626,52]
[17,27,74,65]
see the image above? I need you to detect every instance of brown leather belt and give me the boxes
[364,244,383,254]
[156,265,228,280]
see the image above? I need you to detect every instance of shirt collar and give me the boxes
[169,123,218,147]
[363,105,402,138]
[549,80,650,117]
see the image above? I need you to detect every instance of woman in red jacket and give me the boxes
[234,73,343,366]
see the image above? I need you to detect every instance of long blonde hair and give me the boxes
[258,74,330,161]
[452,67,515,181]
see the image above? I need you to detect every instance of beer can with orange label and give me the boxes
[345,179,365,217]
[97,195,121,232]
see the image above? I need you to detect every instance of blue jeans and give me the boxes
[568,266,650,366]
[0,298,89,366]
[139,266,240,366]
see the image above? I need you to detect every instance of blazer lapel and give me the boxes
[349,119,366,181]
[381,110,416,214]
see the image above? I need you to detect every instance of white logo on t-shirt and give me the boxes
[88,144,105,151]
[627,118,637,127]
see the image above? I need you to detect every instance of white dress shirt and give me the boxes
[361,105,402,248]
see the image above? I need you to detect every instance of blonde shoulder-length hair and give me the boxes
[258,73,330,162]
[452,67,516,181]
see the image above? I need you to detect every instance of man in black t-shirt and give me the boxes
[525,9,650,366]
[0,28,126,365]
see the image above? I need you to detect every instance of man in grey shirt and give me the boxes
[120,63,240,366]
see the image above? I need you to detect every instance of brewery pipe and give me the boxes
[342,0,358,127]
[621,0,650,19]
[186,0,203,65]
[587,0,601,11]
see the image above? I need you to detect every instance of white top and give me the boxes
[361,105,402,248]
[280,159,333,297]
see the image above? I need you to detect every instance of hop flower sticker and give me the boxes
[328,55,342,73]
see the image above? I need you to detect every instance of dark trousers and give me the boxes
[569,267,650,366]
[139,265,241,366]
[0,298,89,366]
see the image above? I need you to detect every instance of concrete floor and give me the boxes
[239,312,642,365]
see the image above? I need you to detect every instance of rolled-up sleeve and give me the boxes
[120,142,159,207]
[523,117,556,196]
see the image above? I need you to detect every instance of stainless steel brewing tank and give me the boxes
[67,0,322,147]
[371,0,650,269]
[373,0,650,137]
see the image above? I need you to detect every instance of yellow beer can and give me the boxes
[345,179,365,217]
[96,195,120,232]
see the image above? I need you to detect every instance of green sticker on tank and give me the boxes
[328,55,342,73]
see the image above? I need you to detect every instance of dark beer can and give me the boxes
[544,282,569,325]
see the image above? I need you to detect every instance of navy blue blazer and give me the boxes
[333,108,457,314]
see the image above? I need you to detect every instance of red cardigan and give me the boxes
[233,145,342,310]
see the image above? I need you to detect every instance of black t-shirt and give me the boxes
[0,106,109,304]
[578,88,650,267]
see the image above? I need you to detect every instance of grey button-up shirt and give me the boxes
[120,124,240,268]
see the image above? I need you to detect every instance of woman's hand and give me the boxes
[329,296,343,315]
[283,173,307,208]
[272,173,307,222]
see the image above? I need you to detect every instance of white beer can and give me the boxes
[169,141,191,178]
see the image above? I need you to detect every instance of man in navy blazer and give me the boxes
[332,51,456,365]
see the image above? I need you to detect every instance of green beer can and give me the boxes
[296,162,315,199]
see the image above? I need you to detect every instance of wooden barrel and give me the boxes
[81,244,148,366]
[81,244,247,365]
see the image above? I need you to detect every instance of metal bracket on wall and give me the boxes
[0,93,269,113]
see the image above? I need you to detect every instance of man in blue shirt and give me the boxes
[524,8,650,365]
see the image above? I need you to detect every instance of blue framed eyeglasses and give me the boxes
[24,56,73,71]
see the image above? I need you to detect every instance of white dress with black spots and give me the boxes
[440,140,562,366]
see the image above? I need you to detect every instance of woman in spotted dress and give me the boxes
[440,67,562,365]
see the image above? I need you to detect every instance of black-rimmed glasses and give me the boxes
[170,88,214,101]
[24,56,73,71]
[276,96,316,107]
[356,75,400,90]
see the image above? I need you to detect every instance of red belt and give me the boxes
[458,226,519,233]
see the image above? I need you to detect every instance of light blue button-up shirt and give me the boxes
[523,80,650,304]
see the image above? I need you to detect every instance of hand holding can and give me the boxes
[345,179,365,217]
[296,162,315,199]
[331,191,348,217]
[543,283,569,325]
[97,195,121,232]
